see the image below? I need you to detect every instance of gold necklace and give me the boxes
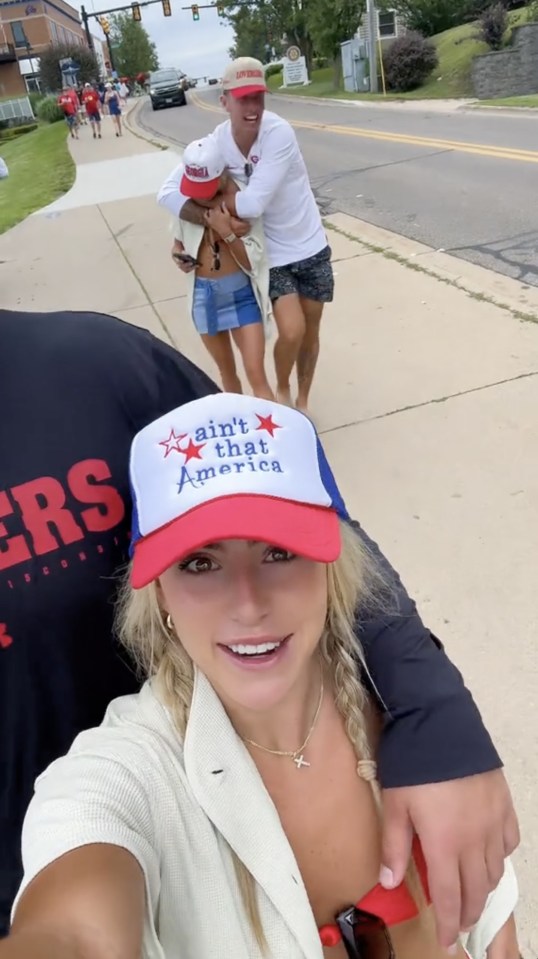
[242,668,324,770]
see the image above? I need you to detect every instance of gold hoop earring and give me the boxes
[165,613,173,632]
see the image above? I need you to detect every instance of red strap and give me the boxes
[319,839,431,946]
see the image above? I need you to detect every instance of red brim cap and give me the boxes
[131,494,341,588]
[180,172,221,199]
[228,83,267,98]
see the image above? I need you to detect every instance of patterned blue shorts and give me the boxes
[192,272,262,336]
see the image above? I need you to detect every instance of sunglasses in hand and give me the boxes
[321,905,395,959]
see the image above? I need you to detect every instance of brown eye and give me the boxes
[265,547,295,564]
[178,555,219,574]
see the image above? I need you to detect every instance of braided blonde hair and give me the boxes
[116,522,406,950]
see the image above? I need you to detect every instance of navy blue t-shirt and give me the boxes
[0,309,500,933]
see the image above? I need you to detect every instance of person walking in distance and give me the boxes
[57,88,79,140]
[82,82,102,139]
[158,57,332,416]
[105,82,123,137]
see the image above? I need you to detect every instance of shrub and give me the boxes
[0,123,38,140]
[265,63,283,78]
[383,32,439,92]
[28,91,45,115]
[479,2,508,49]
[36,95,64,124]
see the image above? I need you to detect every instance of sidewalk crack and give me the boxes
[319,368,538,436]
[96,204,176,344]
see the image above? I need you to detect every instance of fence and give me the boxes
[0,96,35,123]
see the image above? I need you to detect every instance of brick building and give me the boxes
[0,0,92,97]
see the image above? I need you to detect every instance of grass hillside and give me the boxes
[268,8,534,100]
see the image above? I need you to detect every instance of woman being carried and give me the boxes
[172,137,273,400]
[5,394,519,959]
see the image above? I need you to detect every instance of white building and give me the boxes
[356,7,406,44]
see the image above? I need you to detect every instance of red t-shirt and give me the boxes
[57,93,76,116]
[82,90,100,114]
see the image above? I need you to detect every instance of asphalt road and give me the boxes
[138,89,538,286]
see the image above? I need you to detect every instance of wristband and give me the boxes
[223,232,237,245]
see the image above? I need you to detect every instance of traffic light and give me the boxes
[191,3,199,20]
[162,0,171,14]
[131,2,141,20]
[98,15,110,34]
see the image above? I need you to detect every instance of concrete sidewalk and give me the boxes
[1,104,537,952]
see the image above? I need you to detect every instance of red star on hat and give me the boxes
[0,623,13,649]
[159,428,187,458]
[181,439,206,463]
[255,413,281,437]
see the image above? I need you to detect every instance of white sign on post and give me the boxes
[282,47,309,87]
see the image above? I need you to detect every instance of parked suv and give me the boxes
[148,69,187,110]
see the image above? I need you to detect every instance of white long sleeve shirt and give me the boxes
[14,672,517,959]
[157,111,328,269]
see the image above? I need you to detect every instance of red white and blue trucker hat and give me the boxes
[180,137,225,200]
[129,393,350,589]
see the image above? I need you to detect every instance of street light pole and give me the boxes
[366,0,378,93]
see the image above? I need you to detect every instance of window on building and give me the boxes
[49,19,58,42]
[378,10,397,37]
[26,75,41,93]
[11,21,28,48]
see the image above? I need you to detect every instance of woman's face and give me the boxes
[158,540,328,714]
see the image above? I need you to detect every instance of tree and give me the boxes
[109,12,159,78]
[305,0,365,79]
[222,0,314,68]
[38,43,100,92]
[227,5,284,62]
[479,1,508,47]
[386,0,472,37]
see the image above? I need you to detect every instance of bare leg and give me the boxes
[200,332,242,394]
[231,324,274,400]
[272,293,305,406]
[485,915,520,959]
[295,297,324,415]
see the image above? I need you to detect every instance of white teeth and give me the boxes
[229,642,281,656]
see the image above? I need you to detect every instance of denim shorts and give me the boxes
[88,111,101,123]
[269,244,334,304]
[192,271,262,336]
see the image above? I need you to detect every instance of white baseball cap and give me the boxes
[222,56,268,98]
[129,393,349,588]
[180,137,225,200]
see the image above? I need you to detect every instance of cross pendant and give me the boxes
[293,754,310,769]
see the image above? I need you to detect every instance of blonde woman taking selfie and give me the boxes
[5,394,519,959]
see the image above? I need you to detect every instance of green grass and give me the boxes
[0,121,75,234]
[477,94,538,107]
[268,9,535,102]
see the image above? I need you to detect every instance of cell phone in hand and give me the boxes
[173,252,199,267]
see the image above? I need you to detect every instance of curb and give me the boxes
[270,90,538,114]
[123,97,172,150]
[325,213,538,324]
